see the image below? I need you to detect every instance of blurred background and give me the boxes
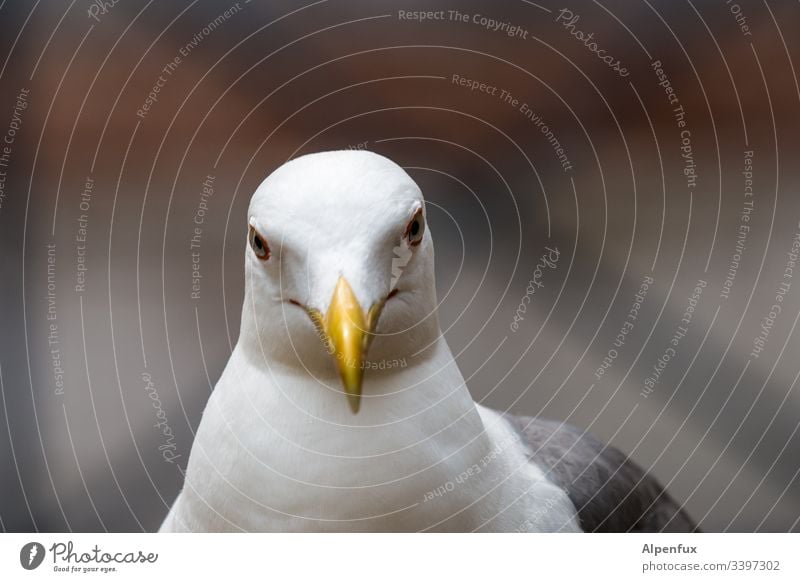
[1,0,799,532]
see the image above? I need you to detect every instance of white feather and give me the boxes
[161,151,580,532]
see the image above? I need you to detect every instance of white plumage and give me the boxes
[161,151,580,532]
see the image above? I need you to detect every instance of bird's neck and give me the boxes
[189,333,512,530]
[232,327,477,422]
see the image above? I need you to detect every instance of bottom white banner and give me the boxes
[0,533,796,580]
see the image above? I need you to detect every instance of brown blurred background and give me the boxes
[1,0,799,532]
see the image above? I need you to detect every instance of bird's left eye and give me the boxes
[405,208,425,246]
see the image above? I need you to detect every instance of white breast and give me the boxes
[162,340,580,532]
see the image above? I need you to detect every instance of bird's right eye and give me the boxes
[248,225,270,261]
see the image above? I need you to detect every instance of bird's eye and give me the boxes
[405,208,425,246]
[248,225,270,260]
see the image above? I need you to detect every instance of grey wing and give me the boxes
[506,415,700,532]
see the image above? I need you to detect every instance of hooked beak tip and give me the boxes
[346,393,361,414]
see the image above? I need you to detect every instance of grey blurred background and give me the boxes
[1,0,799,532]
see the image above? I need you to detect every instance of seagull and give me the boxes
[160,150,698,532]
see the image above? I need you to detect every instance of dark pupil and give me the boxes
[254,236,263,250]
[410,220,420,237]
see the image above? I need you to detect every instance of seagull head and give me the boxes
[242,150,439,413]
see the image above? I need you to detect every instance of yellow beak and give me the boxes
[311,276,384,413]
